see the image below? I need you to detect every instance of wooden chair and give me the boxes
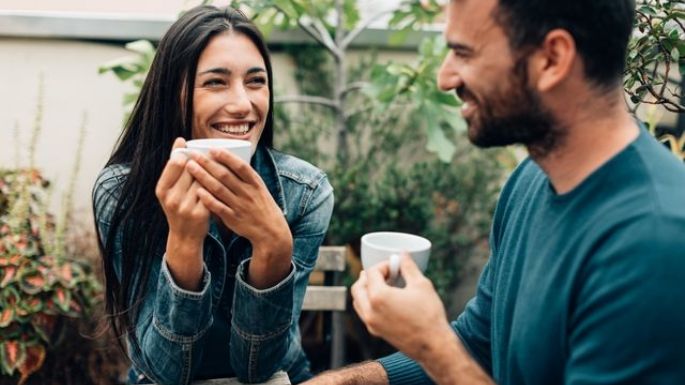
[301,246,347,369]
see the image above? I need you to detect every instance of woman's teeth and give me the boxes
[214,123,251,135]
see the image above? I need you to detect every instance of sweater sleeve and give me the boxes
[378,352,435,385]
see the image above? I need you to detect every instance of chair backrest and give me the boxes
[302,246,347,311]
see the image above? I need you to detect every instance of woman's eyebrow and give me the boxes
[198,67,230,76]
[246,67,266,75]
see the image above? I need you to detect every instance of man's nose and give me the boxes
[437,54,462,92]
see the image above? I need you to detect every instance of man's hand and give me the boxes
[352,254,495,385]
[352,254,453,362]
[300,361,388,385]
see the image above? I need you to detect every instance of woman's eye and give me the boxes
[204,78,225,87]
[248,77,267,86]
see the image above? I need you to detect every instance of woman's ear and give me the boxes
[529,29,577,92]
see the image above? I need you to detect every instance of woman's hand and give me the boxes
[155,138,210,290]
[186,148,293,289]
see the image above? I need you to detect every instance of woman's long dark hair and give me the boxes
[94,5,275,355]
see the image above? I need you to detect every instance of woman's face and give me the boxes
[192,32,269,153]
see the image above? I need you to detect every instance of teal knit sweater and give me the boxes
[380,127,685,385]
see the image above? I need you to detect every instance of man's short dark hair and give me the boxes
[493,0,636,88]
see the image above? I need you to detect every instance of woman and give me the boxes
[92,6,334,385]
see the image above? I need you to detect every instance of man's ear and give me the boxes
[529,29,577,92]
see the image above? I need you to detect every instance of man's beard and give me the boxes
[461,57,564,158]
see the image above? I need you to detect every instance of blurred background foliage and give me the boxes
[0,86,126,385]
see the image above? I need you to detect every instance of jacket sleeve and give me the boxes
[92,166,214,385]
[229,172,334,383]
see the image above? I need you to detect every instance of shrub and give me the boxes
[0,169,101,384]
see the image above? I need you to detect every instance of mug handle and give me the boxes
[389,253,400,281]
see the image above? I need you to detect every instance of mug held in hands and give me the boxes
[361,232,431,285]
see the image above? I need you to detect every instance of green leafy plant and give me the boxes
[98,40,156,120]
[0,81,102,385]
[235,0,459,163]
[274,45,514,306]
[626,0,685,113]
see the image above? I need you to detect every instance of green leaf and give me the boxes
[388,28,411,46]
[443,109,467,134]
[424,104,456,162]
[342,0,360,30]
[273,0,300,19]
[638,5,657,16]
[432,90,460,107]
[125,39,155,56]
[426,124,456,162]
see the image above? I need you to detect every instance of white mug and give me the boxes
[360,232,431,282]
[171,138,252,163]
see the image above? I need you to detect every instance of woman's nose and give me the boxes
[224,85,251,116]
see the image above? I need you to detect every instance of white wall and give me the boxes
[0,38,128,220]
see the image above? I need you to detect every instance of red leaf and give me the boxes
[0,340,26,375]
[1,266,17,287]
[31,313,56,342]
[0,255,22,267]
[69,299,82,314]
[0,307,14,327]
[60,264,73,282]
[53,287,71,313]
[18,344,46,385]
[24,274,45,288]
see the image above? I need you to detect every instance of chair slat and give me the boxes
[302,286,347,311]
[314,246,346,272]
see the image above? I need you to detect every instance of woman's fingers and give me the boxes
[186,158,239,204]
[209,148,261,186]
[197,186,236,220]
[156,137,191,197]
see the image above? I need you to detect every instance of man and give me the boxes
[302,0,685,384]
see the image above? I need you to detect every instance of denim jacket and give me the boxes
[92,145,334,385]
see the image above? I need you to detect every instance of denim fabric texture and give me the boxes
[92,145,334,385]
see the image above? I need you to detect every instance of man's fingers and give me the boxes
[366,263,391,292]
[398,253,424,283]
[351,271,371,321]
